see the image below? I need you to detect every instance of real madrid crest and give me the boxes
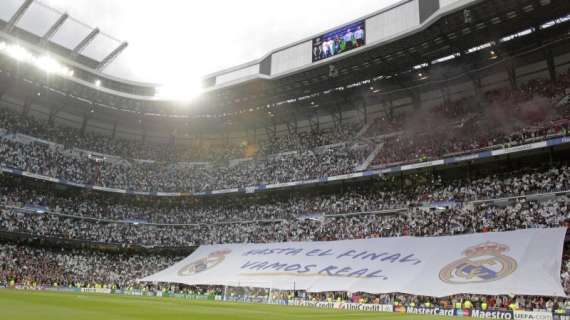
[178,250,231,276]
[439,242,517,284]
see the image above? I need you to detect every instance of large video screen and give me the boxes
[312,21,365,62]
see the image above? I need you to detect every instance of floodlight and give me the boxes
[36,56,61,74]
[155,81,203,102]
[6,44,32,62]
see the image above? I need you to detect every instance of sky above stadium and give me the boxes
[6,0,399,94]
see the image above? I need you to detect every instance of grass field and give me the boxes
[0,289,445,320]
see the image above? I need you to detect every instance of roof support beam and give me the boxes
[0,81,13,100]
[80,114,90,135]
[97,42,128,71]
[308,110,320,132]
[264,118,277,140]
[47,104,65,126]
[245,127,257,145]
[411,89,422,110]
[545,48,556,82]
[41,13,69,44]
[386,95,394,120]
[504,60,518,90]
[139,118,147,143]
[111,122,118,140]
[168,130,176,145]
[4,0,34,33]
[21,95,33,116]
[331,102,344,128]
[72,28,99,56]
[352,97,367,125]
[286,116,298,136]
[468,74,485,109]
[440,85,450,105]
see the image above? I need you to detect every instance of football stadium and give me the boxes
[0,0,570,319]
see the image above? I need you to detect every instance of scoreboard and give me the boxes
[312,20,365,63]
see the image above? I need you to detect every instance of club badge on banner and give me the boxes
[140,228,567,297]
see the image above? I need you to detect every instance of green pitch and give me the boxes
[0,289,444,320]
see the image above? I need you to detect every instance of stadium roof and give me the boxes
[0,0,128,72]
[0,0,569,135]
[201,0,569,106]
[182,0,569,126]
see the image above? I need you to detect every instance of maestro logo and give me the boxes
[439,242,517,284]
[177,249,231,276]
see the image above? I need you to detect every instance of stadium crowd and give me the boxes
[0,73,567,193]
[0,162,567,246]
[0,73,569,310]
[1,196,565,246]
[369,74,570,167]
[0,244,183,289]
[0,107,360,163]
[0,163,568,224]
[0,192,568,304]
[0,136,371,192]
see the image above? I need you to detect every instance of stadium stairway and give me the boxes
[355,121,373,139]
[355,142,384,171]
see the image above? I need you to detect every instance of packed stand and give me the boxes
[0,243,182,289]
[370,71,570,167]
[0,163,568,226]
[0,137,370,192]
[0,73,568,192]
[0,163,568,246]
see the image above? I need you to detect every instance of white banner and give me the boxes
[140,228,567,297]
